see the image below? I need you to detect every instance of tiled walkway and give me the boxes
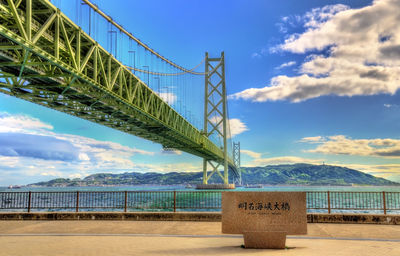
[0,221,399,255]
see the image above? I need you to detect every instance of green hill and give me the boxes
[240,164,398,186]
[29,163,399,187]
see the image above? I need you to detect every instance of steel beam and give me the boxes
[0,0,235,169]
[202,52,232,185]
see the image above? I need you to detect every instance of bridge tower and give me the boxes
[202,52,231,186]
[233,142,242,185]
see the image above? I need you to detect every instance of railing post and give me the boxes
[27,191,32,213]
[173,191,176,212]
[383,191,387,215]
[124,191,127,212]
[327,191,331,214]
[76,191,79,212]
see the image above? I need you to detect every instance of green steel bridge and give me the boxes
[0,0,239,185]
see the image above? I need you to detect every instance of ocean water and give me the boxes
[1,185,400,192]
[1,185,399,214]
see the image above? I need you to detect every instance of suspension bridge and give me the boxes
[0,0,241,186]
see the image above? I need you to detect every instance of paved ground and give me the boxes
[0,221,399,255]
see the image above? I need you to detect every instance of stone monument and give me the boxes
[222,192,307,249]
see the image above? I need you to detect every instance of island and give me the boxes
[28,164,399,187]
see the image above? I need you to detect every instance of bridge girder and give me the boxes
[0,0,235,166]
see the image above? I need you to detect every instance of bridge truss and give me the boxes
[0,0,238,184]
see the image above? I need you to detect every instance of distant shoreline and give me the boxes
[24,183,399,188]
[5,163,400,188]
[2,184,400,191]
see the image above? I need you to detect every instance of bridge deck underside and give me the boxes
[0,0,236,168]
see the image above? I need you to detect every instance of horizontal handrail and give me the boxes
[0,191,399,214]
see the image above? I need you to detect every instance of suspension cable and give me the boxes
[125,57,207,76]
[82,0,206,75]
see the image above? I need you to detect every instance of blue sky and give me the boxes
[2,0,400,185]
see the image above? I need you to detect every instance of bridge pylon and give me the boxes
[233,142,242,185]
[201,52,233,187]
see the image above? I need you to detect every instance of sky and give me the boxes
[1,0,400,185]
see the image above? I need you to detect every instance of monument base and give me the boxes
[243,231,286,249]
[195,184,235,190]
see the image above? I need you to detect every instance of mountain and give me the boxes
[29,163,399,187]
[240,164,398,186]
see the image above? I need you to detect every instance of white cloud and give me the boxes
[384,103,392,108]
[302,4,350,29]
[207,117,248,138]
[275,61,296,70]
[251,53,262,59]
[0,112,53,133]
[334,163,400,182]
[0,152,202,185]
[238,147,324,166]
[0,133,79,161]
[246,156,324,167]
[157,92,177,105]
[229,118,249,137]
[78,153,90,161]
[40,170,65,177]
[298,136,324,143]
[147,162,201,173]
[0,113,158,185]
[231,0,400,103]
[241,149,262,159]
[275,14,305,35]
[161,148,182,155]
[275,23,288,34]
[303,135,400,158]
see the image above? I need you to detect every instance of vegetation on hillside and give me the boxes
[30,163,399,187]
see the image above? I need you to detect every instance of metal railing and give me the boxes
[0,191,399,214]
[307,191,400,214]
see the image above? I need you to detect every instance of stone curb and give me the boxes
[0,212,221,222]
[0,212,399,224]
[308,213,400,225]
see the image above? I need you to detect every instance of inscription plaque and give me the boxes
[222,192,307,249]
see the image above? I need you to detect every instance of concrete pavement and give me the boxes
[0,221,399,255]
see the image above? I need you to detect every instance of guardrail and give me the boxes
[307,191,400,214]
[0,191,399,214]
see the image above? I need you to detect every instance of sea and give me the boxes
[1,184,400,192]
[1,185,399,214]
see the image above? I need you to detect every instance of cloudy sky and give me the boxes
[1,0,400,185]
